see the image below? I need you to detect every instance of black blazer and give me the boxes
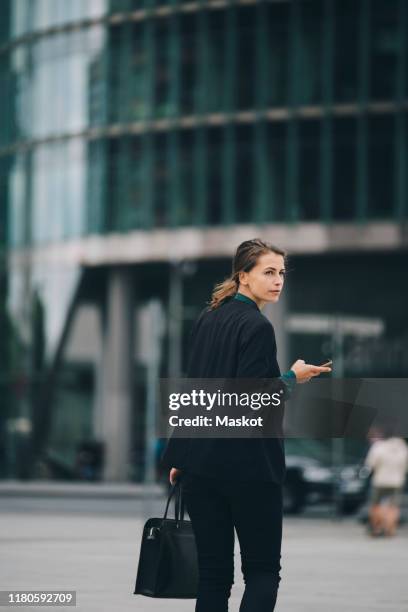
[160,295,287,483]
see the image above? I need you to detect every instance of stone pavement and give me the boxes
[0,492,407,612]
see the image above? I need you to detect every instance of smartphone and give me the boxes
[319,359,333,367]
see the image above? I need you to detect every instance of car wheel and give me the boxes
[339,500,362,515]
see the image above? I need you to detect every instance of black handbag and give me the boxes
[133,480,199,598]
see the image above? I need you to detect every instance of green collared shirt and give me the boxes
[233,292,259,309]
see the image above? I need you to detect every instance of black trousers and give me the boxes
[181,472,283,612]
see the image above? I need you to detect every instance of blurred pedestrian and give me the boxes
[161,238,331,612]
[365,424,408,537]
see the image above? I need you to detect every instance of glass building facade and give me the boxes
[1,0,407,481]
[1,0,407,245]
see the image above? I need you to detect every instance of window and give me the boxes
[370,0,400,100]
[207,11,226,113]
[180,14,197,116]
[299,119,321,219]
[237,6,256,110]
[179,129,195,225]
[130,21,150,121]
[267,122,287,221]
[207,127,223,225]
[334,0,359,102]
[368,114,395,218]
[333,117,357,219]
[153,132,168,226]
[266,3,290,107]
[236,125,254,222]
[298,0,324,105]
[154,20,170,118]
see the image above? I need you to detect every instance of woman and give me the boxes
[161,238,331,612]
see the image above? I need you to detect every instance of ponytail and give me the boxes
[207,272,239,310]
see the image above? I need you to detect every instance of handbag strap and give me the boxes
[163,482,179,520]
[163,481,185,522]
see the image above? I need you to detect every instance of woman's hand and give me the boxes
[289,359,332,384]
[169,467,182,485]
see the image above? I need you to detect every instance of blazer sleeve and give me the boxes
[236,319,290,399]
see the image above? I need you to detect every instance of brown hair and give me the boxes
[207,238,287,310]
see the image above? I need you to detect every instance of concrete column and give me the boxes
[93,304,106,443]
[264,288,289,373]
[97,267,134,481]
[168,261,183,378]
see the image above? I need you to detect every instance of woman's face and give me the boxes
[238,251,286,306]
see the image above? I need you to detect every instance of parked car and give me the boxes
[283,440,370,515]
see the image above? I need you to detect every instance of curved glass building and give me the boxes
[1,0,407,481]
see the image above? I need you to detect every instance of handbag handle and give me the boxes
[163,481,185,523]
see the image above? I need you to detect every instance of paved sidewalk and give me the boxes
[1,499,407,612]
[0,479,164,498]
